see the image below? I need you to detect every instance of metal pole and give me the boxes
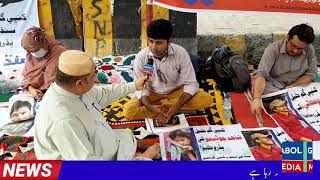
[146,0,153,26]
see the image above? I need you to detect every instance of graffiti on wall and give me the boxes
[83,0,112,57]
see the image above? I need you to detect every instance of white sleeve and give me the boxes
[91,82,136,109]
[179,50,199,96]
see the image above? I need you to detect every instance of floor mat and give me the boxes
[102,79,230,129]
[0,135,35,160]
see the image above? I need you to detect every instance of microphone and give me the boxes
[143,56,154,77]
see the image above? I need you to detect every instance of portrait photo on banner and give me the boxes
[8,93,36,123]
[261,83,320,142]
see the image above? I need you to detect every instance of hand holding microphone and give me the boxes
[143,56,154,79]
[134,57,154,91]
[134,76,147,91]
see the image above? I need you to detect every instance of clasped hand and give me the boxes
[151,103,179,124]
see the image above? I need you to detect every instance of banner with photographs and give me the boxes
[261,83,320,142]
[0,94,36,137]
[160,124,261,161]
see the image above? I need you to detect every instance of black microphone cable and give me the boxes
[141,55,156,135]
[141,82,168,159]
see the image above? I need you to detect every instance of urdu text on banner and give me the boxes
[0,0,39,89]
[153,0,320,14]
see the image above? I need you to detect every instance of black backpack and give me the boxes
[204,45,251,92]
[190,54,204,86]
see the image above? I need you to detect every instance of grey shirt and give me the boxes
[133,43,199,98]
[254,40,317,94]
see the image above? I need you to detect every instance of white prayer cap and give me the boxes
[58,50,93,76]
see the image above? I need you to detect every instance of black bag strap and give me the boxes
[220,53,237,78]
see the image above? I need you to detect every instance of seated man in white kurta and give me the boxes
[34,50,159,160]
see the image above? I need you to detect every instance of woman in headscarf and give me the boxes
[21,27,66,100]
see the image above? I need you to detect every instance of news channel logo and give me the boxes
[282,142,312,173]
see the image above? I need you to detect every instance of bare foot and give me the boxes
[141,143,160,159]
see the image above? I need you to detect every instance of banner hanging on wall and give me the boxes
[0,0,39,90]
[153,0,320,14]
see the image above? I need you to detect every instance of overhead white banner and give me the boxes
[0,0,39,89]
